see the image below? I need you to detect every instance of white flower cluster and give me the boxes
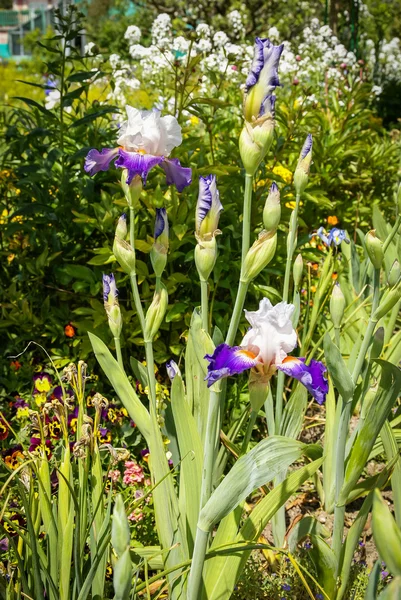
[365,37,401,86]
[103,11,396,108]
[84,41,96,56]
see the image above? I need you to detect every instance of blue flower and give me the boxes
[315,226,349,247]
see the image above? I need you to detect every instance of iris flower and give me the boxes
[84,106,192,192]
[315,226,349,247]
[205,298,328,404]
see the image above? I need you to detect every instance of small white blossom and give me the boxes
[124,25,141,44]
[84,41,96,56]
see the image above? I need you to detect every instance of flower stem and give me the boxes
[114,336,124,370]
[188,389,220,599]
[241,409,257,454]
[200,279,209,333]
[225,280,249,346]
[241,174,253,264]
[332,267,381,566]
[275,193,301,433]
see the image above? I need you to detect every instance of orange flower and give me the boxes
[327,215,339,226]
[64,324,75,338]
[10,361,21,371]
[332,272,338,280]
[310,285,317,293]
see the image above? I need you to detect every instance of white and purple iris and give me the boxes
[196,175,223,240]
[84,106,192,192]
[154,207,169,240]
[103,273,118,302]
[316,226,349,247]
[244,38,284,121]
[205,298,328,405]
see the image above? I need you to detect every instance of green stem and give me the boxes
[275,193,301,433]
[332,267,381,567]
[334,327,341,349]
[186,528,209,600]
[145,341,157,412]
[200,279,209,333]
[241,409,257,454]
[188,390,220,599]
[225,280,249,346]
[114,336,124,370]
[241,174,253,264]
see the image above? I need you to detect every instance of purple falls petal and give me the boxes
[327,228,349,246]
[84,147,118,175]
[316,226,330,246]
[160,158,192,192]
[246,38,284,91]
[204,343,258,387]
[154,207,167,239]
[277,357,328,405]
[115,149,164,185]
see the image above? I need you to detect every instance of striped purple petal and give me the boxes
[160,158,192,192]
[154,207,167,239]
[102,273,117,302]
[115,149,164,185]
[84,148,118,175]
[260,93,276,117]
[300,134,313,159]
[196,175,223,234]
[277,357,328,405]
[204,343,259,387]
[246,38,284,91]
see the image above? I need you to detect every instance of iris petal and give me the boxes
[204,343,258,387]
[84,148,118,175]
[115,149,164,185]
[160,158,192,192]
[277,357,328,405]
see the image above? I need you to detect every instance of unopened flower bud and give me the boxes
[241,230,277,283]
[103,274,122,338]
[166,360,180,381]
[373,279,401,321]
[145,284,168,341]
[388,260,400,287]
[151,208,169,278]
[293,134,312,195]
[195,236,218,281]
[113,548,132,600]
[196,175,223,239]
[113,237,136,275]
[365,230,384,269]
[293,254,303,289]
[239,117,275,176]
[112,494,130,556]
[330,283,346,328]
[120,171,142,207]
[115,214,127,240]
[263,182,281,231]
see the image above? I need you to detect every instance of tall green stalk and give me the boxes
[332,268,381,567]
[200,279,209,333]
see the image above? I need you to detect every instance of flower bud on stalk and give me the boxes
[145,283,168,341]
[113,237,136,275]
[293,254,303,289]
[115,213,128,239]
[263,182,281,231]
[373,278,401,321]
[195,175,223,281]
[388,260,400,287]
[330,283,346,328]
[120,171,143,207]
[241,230,277,283]
[293,134,313,196]
[113,548,132,600]
[240,39,284,175]
[365,230,384,269]
[103,274,122,338]
[150,208,169,278]
[112,495,130,556]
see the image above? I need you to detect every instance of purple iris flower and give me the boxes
[166,359,179,381]
[154,208,168,239]
[84,106,192,192]
[103,274,118,302]
[315,226,349,247]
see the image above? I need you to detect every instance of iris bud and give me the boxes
[112,495,130,556]
[330,283,346,329]
[145,284,168,341]
[120,170,142,207]
[263,182,281,231]
[241,230,277,283]
[151,208,169,278]
[388,260,400,287]
[195,237,218,282]
[293,134,312,196]
[373,279,401,322]
[115,214,128,240]
[113,238,136,275]
[103,274,122,338]
[293,254,303,289]
[113,548,132,600]
[365,230,384,269]
[239,118,274,176]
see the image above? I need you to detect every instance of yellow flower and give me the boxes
[327,215,339,225]
[272,164,292,184]
[0,209,8,225]
[7,254,15,263]
[11,215,23,223]
[285,200,303,210]
[34,393,47,407]
[190,116,200,126]
[16,407,30,419]
[256,178,267,188]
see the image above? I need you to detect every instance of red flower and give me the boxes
[64,324,76,338]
